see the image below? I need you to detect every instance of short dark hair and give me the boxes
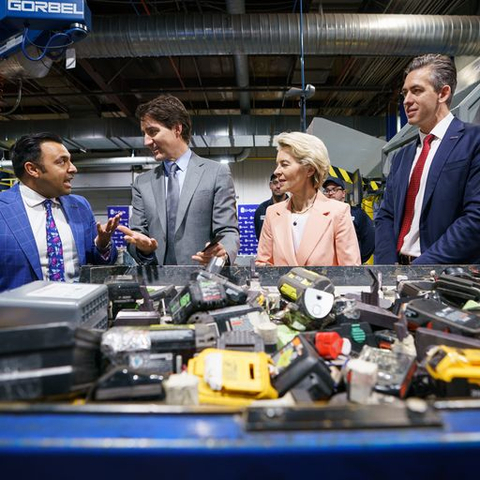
[11,132,63,180]
[405,54,457,107]
[135,94,192,144]
[269,173,277,182]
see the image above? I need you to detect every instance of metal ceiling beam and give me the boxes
[77,60,136,117]
[1,84,391,99]
[0,115,302,150]
[49,64,103,116]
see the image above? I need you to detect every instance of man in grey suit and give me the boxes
[118,95,239,265]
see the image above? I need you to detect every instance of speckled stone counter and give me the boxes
[79,264,472,287]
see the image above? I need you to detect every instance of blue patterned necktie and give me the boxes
[44,199,65,282]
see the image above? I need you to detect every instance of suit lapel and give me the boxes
[0,184,42,279]
[296,195,332,265]
[59,195,85,264]
[422,118,463,211]
[272,199,297,265]
[152,165,167,234]
[176,153,204,232]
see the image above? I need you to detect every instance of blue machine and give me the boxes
[0,0,91,61]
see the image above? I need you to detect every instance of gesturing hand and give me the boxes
[117,225,159,255]
[95,213,122,250]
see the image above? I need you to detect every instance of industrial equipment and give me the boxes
[0,0,91,61]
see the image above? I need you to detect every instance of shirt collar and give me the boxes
[420,112,454,143]
[164,148,191,175]
[19,183,60,208]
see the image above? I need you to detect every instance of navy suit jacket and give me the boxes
[375,117,480,265]
[0,184,117,292]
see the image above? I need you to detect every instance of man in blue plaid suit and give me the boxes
[0,133,121,292]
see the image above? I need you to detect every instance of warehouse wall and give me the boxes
[230,159,277,207]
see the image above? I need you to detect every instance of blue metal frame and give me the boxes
[1,408,480,479]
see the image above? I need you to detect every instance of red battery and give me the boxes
[315,331,350,359]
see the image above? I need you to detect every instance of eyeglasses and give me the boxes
[323,186,344,195]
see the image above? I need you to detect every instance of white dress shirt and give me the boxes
[401,113,455,257]
[19,183,80,282]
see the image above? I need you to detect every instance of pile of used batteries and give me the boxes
[2,264,480,406]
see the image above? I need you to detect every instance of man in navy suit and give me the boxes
[375,54,480,265]
[0,133,121,292]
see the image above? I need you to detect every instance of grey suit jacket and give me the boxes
[129,152,240,265]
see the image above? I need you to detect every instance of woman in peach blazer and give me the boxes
[256,132,361,266]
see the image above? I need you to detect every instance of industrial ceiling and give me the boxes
[1,0,479,162]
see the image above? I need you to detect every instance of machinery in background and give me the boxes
[0,0,91,116]
[1,0,91,62]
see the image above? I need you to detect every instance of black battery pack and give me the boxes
[0,322,102,400]
[92,366,165,402]
[195,271,248,305]
[187,304,264,335]
[217,331,264,352]
[114,310,161,326]
[435,273,480,306]
[170,280,229,324]
[415,327,480,361]
[341,299,400,330]
[271,335,334,399]
[101,324,217,375]
[405,298,480,337]
[105,274,143,320]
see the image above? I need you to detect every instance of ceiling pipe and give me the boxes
[226,0,250,114]
[67,148,251,165]
[0,48,53,79]
[75,14,480,58]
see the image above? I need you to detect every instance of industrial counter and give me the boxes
[1,265,480,480]
[1,401,480,480]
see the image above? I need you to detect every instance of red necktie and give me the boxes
[396,134,435,253]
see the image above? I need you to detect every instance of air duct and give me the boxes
[0,49,52,79]
[226,0,250,114]
[75,14,480,58]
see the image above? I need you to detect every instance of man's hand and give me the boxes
[95,213,122,250]
[117,225,158,255]
[192,241,227,266]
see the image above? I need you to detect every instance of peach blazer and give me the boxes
[256,192,361,266]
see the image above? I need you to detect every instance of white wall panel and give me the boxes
[230,159,277,205]
[73,171,133,222]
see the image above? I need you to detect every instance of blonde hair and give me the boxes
[276,131,330,189]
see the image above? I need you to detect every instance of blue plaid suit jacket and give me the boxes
[0,184,117,292]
